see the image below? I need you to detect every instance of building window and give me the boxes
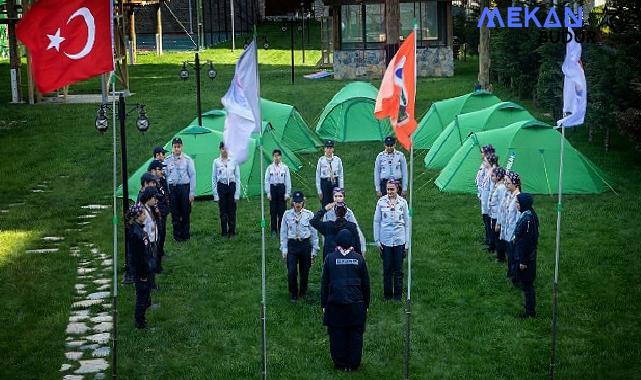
[341,2,386,49]
[400,1,444,45]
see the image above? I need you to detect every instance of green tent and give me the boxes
[425,102,534,169]
[435,120,613,195]
[189,110,303,171]
[118,126,270,201]
[413,91,502,150]
[260,98,322,153]
[315,81,392,142]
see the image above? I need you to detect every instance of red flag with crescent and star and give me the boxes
[374,30,416,150]
[16,0,113,94]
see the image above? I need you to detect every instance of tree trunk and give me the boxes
[385,0,400,65]
[478,0,490,88]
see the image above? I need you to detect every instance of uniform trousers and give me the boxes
[489,218,498,253]
[482,214,491,246]
[134,280,151,327]
[320,178,337,207]
[169,184,191,241]
[520,281,536,315]
[287,238,311,298]
[382,244,404,300]
[328,324,365,370]
[269,184,286,233]
[217,182,237,236]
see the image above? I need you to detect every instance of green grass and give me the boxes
[1,24,641,379]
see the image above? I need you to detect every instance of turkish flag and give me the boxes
[16,0,113,94]
[374,31,417,150]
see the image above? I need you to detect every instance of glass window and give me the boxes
[341,5,362,43]
[400,1,439,41]
[365,4,386,43]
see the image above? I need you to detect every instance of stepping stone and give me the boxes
[85,333,110,344]
[101,259,112,266]
[31,189,45,193]
[78,215,97,219]
[95,373,106,380]
[36,183,48,188]
[72,310,90,317]
[0,209,8,213]
[77,290,87,295]
[91,346,110,358]
[74,358,108,374]
[96,284,110,291]
[66,323,90,335]
[69,315,89,322]
[90,316,112,323]
[80,344,99,351]
[26,248,59,254]
[42,236,64,241]
[65,351,84,360]
[78,268,96,275]
[93,279,110,285]
[72,299,102,308]
[59,175,70,178]
[87,292,110,300]
[66,228,84,232]
[93,322,113,332]
[77,222,92,226]
[101,303,112,309]
[63,375,83,380]
[7,202,25,207]
[90,248,99,255]
[60,363,73,372]
[75,284,86,291]
[81,205,110,210]
[66,340,87,348]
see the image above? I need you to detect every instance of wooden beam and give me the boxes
[6,0,22,102]
[385,0,400,64]
[129,9,137,64]
[156,4,163,55]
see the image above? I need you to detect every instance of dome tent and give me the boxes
[413,91,501,150]
[435,120,613,195]
[315,81,392,142]
[425,102,534,169]
[260,98,322,153]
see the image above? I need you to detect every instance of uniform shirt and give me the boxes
[374,150,408,192]
[373,195,410,248]
[165,154,197,197]
[502,191,521,241]
[279,208,320,255]
[315,155,344,193]
[323,207,367,253]
[475,164,485,200]
[142,205,158,243]
[480,167,493,215]
[264,162,291,198]
[212,157,241,201]
[489,183,507,220]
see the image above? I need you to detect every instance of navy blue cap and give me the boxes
[153,146,167,155]
[384,136,396,146]
[148,160,163,171]
[140,173,157,186]
[172,137,183,145]
[324,140,335,148]
[292,191,304,203]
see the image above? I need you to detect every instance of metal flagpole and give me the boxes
[549,123,565,379]
[230,0,235,51]
[404,24,417,380]
[109,2,119,377]
[254,26,268,380]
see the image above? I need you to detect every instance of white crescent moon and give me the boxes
[64,7,95,60]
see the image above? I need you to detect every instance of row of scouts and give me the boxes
[476,144,540,319]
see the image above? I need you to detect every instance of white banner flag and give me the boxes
[222,40,260,163]
[557,27,587,128]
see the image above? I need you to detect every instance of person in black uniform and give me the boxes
[126,203,152,329]
[321,229,370,372]
[148,160,170,272]
[310,201,362,260]
[513,193,539,318]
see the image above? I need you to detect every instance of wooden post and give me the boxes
[6,0,22,103]
[129,9,137,64]
[385,0,400,65]
[156,4,163,55]
[478,0,490,88]
[331,5,341,50]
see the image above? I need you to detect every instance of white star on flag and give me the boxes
[47,28,65,51]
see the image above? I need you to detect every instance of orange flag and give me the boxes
[374,31,417,150]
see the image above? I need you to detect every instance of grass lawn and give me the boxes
[1,24,640,379]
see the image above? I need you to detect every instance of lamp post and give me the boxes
[95,93,150,284]
[180,52,217,127]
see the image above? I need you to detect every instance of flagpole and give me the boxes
[109,2,119,378]
[404,24,418,380]
[254,25,268,380]
[549,122,565,379]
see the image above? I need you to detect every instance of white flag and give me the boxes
[557,27,587,128]
[222,40,260,163]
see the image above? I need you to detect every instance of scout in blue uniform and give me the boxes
[513,193,539,318]
[310,201,362,259]
[373,179,410,300]
[322,188,367,256]
[489,166,507,262]
[316,140,344,207]
[140,187,159,290]
[321,229,370,371]
[481,153,498,252]
[502,171,522,284]
[212,142,241,237]
[148,160,170,273]
[476,144,495,246]
[264,149,291,236]
[126,203,152,329]
[374,136,408,197]
[165,138,197,241]
[280,191,320,301]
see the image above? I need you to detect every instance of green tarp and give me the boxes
[190,110,303,171]
[413,91,501,149]
[435,120,613,194]
[118,126,270,201]
[315,81,392,142]
[425,102,534,169]
[260,98,322,153]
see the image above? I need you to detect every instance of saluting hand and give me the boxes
[324,202,334,211]
[189,195,195,203]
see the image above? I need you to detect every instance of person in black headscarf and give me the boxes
[321,230,370,372]
[311,201,362,260]
[513,193,539,318]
